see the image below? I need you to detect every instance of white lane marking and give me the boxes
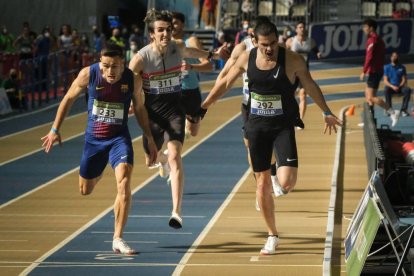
[20,111,242,275]
[103,240,158,244]
[172,168,251,276]
[250,256,260,262]
[0,230,68,233]
[120,215,204,218]
[0,240,27,242]
[91,231,192,235]
[0,214,88,217]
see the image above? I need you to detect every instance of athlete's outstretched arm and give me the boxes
[185,36,213,72]
[201,51,248,110]
[131,74,157,165]
[178,40,230,61]
[293,54,342,134]
[41,67,89,153]
[216,42,247,82]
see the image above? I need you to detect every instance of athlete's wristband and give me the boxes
[51,127,59,134]
[323,111,332,116]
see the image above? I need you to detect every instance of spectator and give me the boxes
[0,25,15,53]
[235,20,250,45]
[125,40,138,65]
[13,25,35,60]
[205,0,217,29]
[278,25,294,46]
[22,21,37,39]
[2,68,23,109]
[91,25,106,55]
[58,24,73,50]
[109,27,126,49]
[35,26,52,92]
[360,18,399,127]
[383,51,412,117]
[241,0,254,21]
[129,25,144,50]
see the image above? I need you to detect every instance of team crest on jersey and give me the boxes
[121,84,128,93]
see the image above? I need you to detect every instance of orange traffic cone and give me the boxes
[346,105,355,116]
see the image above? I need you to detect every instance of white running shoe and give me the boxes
[169,213,183,229]
[112,238,136,255]
[260,235,279,255]
[255,192,261,211]
[271,175,286,197]
[159,150,170,178]
[390,110,399,127]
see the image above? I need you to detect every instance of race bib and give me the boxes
[148,72,181,94]
[250,92,283,116]
[92,99,124,124]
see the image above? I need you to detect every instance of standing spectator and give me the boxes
[22,21,37,40]
[58,24,73,50]
[383,51,412,117]
[278,25,294,46]
[109,27,126,49]
[360,18,399,127]
[13,25,35,60]
[91,25,106,55]
[125,40,138,65]
[196,0,205,29]
[204,0,217,29]
[129,25,144,50]
[2,68,23,109]
[0,25,15,53]
[241,0,254,21]
[35,26,52,92]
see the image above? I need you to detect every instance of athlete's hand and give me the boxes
[215,42,231,60]
[195,107,208,120]
[323,114,343,135]
[41,130,62,153]
[359,72,365,81]
[145,136,158,166]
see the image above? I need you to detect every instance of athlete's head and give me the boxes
[253,21,279,60]
[144,9,173,47]
[363,18,377,36]
[249,16,271,37]
[100,44,125,84]
[171,11,185,38]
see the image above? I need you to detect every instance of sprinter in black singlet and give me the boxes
[199,21,342,255]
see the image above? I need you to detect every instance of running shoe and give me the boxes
[260,235,279,255]
[390,110,400,127]
[169,213,183,229]
[159,150,170,178]
[271,175,287,197]
[112,238,136,255]
[401,110,409,117]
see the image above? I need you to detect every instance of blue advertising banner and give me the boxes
[310,19,413,59]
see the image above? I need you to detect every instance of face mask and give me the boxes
[243,24,249,30]
[2,28,7,34]
[44,32,50,37]
[130,45,137,51]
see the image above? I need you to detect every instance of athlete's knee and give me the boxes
[79,182,94,195]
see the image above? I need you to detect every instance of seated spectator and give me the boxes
[2,68,23,109]
[383,51,412,117]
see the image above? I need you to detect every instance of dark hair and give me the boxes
[144,8,173,33]
[172,11,185,24]
[250,16,271,29]
[253,21,279,40]
[101,43,124,58]
[363,18,377,30]
[295,20,306,28]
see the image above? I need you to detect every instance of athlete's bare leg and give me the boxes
[167,140,184,216]
[113,163,133,239]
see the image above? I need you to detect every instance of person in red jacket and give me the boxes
[360,18,399,127]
